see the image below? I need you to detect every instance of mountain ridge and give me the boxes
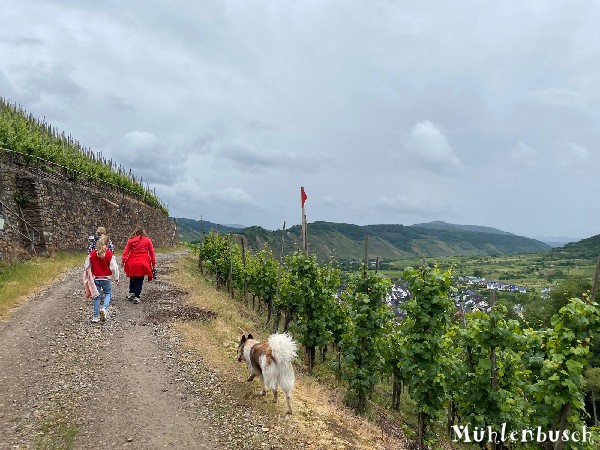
[551,235,598,259]
[175,217,243,241]
[176,218,552,260]
[411,220,515,235]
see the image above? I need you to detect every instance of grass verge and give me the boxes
[35,416,78,450]
[0,247,183,320]
[0,252,85,319]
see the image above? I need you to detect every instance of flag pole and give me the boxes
[301,187,308,256]
[303,209,308,256]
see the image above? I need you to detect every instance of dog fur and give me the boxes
[237,333,298,414]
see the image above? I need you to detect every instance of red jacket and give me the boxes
[90,250,114,278]
[122,236,156,280]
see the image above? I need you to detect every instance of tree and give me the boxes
[523,277,592,328]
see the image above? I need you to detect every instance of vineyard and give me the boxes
[3,94,597,448]
[190,231,600,449]
[0,98,167,214]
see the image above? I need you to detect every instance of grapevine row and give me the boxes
[197,230,600,449]
[0,98,168,214]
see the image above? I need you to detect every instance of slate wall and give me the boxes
[0,152,178,262]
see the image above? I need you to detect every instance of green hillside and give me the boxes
[235,221,551,261]
[176,217,243,243]
[367,224,548,255]
[551,234,598,259]
[411,220,515,235]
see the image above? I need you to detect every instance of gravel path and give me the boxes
[0,252,280,450]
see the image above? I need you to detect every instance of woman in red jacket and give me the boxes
[121,225,156,304]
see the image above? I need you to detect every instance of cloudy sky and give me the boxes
[1,1,599,240]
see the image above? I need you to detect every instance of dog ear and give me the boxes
[240,335,247,343]
[247,333,254,340]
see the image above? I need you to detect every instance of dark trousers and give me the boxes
[129,276,145,297]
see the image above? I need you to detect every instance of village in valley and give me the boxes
[386,275,534,319]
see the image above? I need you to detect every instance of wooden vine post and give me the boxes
[198,214,205,273]
[228,234,234,298]
[363,234,369,275]
[273,221,286,332]
[590,253,600,302]
[301,187,308,256]
[361,234,369,411]
[490,290,498,392]
[240,237,248,305]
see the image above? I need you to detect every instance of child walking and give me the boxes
[87,226,115,254]
[122,225,156,304]
[86,235,120,323]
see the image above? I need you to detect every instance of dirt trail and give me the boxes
[0,252,252,449]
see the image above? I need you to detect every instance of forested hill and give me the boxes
[182,219,551,260]
[551,234,599,259]
[411,220,516,235]
[176,217,243,242]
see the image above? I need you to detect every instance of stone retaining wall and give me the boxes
[0,153,178,262]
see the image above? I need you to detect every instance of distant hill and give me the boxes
[236,221,551,261]
[528,236,578,248]
[551,235,599,259]
[222,223,247,229]
[176,218,552,259]
[411,221,515,235]
[175,217,244,243]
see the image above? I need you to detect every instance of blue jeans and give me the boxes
[93,279,112,317]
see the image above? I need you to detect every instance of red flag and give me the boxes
[301,187,308,208]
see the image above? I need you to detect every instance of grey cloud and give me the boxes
[240,118,277,132]
[375,195,451,216]
[0,35,43,47]
[527,88,588,111]
[556,141,592,172]
[397,121,464,175]
[104,94,135,113]
[216,141,273,171]
[508,141,539,168]
[211,188,263,209]
[160,183,264,226]
[108,131,189,185]
[5,1,600,238]
[195,136,328,173]
[10,62,83,104]
[0,69,18,100]
[322,197,336,207]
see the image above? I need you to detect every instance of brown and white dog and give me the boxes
[237,333,298,414]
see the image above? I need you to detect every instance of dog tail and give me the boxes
[269,333,298,362]
[268,333,297,391]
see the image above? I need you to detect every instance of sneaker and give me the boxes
[126,293,135,301]
[91,316,100,323]
[99,308,108,322]
[133,297,140,304]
